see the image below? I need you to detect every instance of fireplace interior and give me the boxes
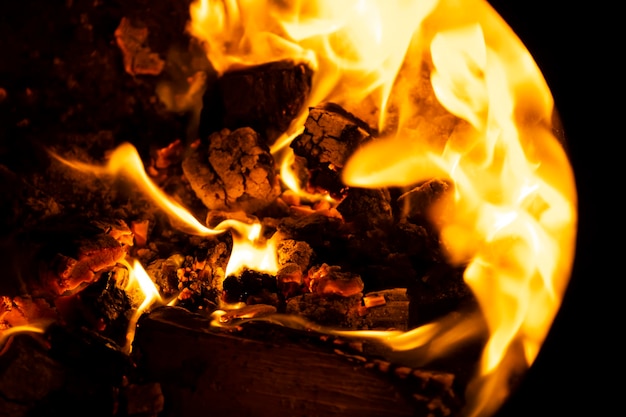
[0,1,586,416]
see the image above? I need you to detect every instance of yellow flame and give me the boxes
[51,143,223,237]
[221,220,280,277]
[190,1,577,416]
[278,150,336,203]
[0,322,52,354]
[340,2,576,416]
[123,259,163,353]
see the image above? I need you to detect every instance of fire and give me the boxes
[189,0,576,416]
[220,219,279,277]
[122,259,163,353]
[51,143,223,237]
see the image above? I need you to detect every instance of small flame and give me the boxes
[0,322,52,354]
[221,220,279,277]
[340,2,576,416]
[123,259,163,353]
[278,149,336,203]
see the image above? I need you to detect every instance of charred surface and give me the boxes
[201,61,313,145]
[182,128,282,213]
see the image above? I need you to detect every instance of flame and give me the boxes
[221,220,280,277]
[190,0,437,150]
[53,142,279,300]
[340,3,576,417]
[122,259,163,353]
[190,0,576,416]
[279,149,336,203]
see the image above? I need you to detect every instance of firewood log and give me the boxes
[132,306,461,417]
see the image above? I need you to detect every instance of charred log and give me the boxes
[54,272,132,346]
[337,187,394,229]
[0,217,130,302]
[200,61,313,146]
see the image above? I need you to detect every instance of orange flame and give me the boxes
[220,220,280,277]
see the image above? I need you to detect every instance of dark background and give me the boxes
[487,1,610,416]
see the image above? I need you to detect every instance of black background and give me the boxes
[487,1,611,416]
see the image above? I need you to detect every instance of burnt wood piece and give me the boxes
[132,306,461,417]
[114,17,165,76]
[38,223,130,296]
[121,382,165,417]
[285,288,409,331]
[0,334,66,417]
[307,263,365,297]
[361,288,410,331]
[408,264,475,327]
[285,292,362,328]
[145,239,231,313]
[222,269,279,306]
[200,61,313,146]
[290,102,374,197]
[182,127,281,213]
[276,239,314,270]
